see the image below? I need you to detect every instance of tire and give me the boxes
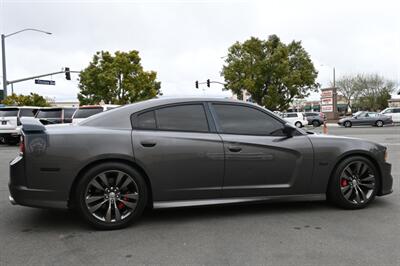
[327,156,379,209]
[295,121,302,128]
[376,120,384,127]
[312,120,321,127]
[75,162,148,230]
[344,121,352,128]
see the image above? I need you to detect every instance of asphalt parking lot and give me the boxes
[0,126,399,265]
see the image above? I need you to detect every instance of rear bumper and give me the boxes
[378,162,393,196]
[8,155,67,209]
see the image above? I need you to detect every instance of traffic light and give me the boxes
[65,67,71,80]
[195,81,199,89]
[206,79,210,87]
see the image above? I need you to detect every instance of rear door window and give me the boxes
[19,109,37,117]
[156,104,209,132]
[0,108,19,117]
[36,109,62,118]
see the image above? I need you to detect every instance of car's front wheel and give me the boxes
[376,120,384,127]
[327,156,379,209]
[312,120,321,127]
[75,162,148,230]
[344,121,352,128]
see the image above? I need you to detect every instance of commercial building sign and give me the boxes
[321,105,333,112]
[321,97,333,105]
[321,90,333,98]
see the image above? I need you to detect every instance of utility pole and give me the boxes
[1,34,6,99]
[333,67,336,88]
[1,28,52,101]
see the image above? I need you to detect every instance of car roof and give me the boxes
[80,97,280,129]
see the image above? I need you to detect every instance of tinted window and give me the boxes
[19,109,37,117]
[213,104,283,135]
[64,108,76,119]
[286,113,298,118]
[0,108,19,117]
[394,108,400,113]
[156,104,209,132]
[36,109,62,118]
[137,111,156,129]
[74,108,103,118]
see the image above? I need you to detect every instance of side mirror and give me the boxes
[282,123,296,137]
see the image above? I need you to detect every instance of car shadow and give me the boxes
[7,197,394,232]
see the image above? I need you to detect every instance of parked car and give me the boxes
[283,112,308,128]
[9,98,393,229]
[338,111,393,128]
[72,105,120,124]
[380,107,400,123]
[35,107,76,125]
[0,106,39,144]
[304,112,325,127]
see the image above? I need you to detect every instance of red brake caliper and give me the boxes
[117,196,128,209]
[341,179,348,187]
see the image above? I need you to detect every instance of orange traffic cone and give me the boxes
[323,121,328,134]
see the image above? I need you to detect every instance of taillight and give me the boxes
[19,135,25,155]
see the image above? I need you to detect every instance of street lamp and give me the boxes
[1,28,52,100]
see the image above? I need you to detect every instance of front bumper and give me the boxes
[378,162,393,196]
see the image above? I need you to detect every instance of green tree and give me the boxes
[2,93,50,107]
[78,50,161,105]
[221,35,319,110]
[353,74,395,111]
[334,75,360,112]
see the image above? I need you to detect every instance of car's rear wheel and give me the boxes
[376,120,384,127]
[295,121,302,128]
[75,162,148,230]
[312,120,321,127]
[327,156,379,209]
[344,121,352,128]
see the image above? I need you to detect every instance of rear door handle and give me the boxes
[140,141,157,147]
[228,146,242,152]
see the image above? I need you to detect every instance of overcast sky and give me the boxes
[1,0,399,102]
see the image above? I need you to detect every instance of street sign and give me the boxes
[35,79,55,85]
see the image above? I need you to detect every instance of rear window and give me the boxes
[0,108,19,117]
[305,113,317,117]
[74,108,103,118]
[63,108,76,119]
[36,109,62,118]
[19,109,37,117]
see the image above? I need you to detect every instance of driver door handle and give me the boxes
[140,141,157,147]
[228,146,242,152]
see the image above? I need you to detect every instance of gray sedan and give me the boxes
[9,98,393,229]
[338,111,393,127]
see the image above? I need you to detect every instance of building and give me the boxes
[388,98,400,108]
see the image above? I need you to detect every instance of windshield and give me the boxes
[353,111,363,117]
[0,108,19,117]
[74,108,103,118]
[36,109,62,118]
